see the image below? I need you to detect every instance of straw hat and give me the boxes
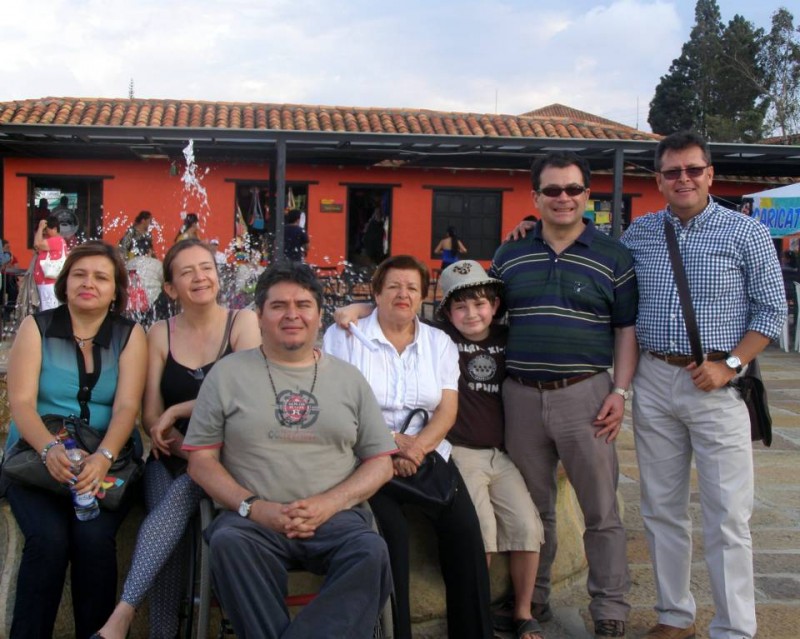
[436,260,503,320]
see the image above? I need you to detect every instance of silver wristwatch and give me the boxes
[725,355,743,374]
[612,387,632,400]
[238,495,258,518]
[98,447,114,462]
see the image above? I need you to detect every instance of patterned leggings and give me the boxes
[121,458,205,638]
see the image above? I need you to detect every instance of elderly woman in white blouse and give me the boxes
[323,255,492,639]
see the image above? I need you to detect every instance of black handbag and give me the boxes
[0,414,143,510]
[664,219,773,446]
[381,408,458,507]
[730,358,772,446]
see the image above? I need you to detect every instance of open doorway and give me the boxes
[28,179,104,248]
[346,187,392,268]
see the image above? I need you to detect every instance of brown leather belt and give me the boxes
[648,351,726,366]
[510,371,602,391]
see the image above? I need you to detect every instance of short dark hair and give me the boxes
[445,284,500,309]
[254,262,323,312]
[45,215,60,230]
[286,209,302,224]
[530,151,591,192]
[135,210,152,224]
[162,238,216,283]
[371,255,430,295]
[54,241,130,313]
[654,130,712,171]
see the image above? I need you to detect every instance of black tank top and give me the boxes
[161,310,236,415]
[153,310,237,476]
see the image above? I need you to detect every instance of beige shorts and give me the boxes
[450,445,544,553]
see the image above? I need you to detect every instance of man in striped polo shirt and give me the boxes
[490,151,638,639]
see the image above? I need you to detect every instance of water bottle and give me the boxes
[64,438,100,521]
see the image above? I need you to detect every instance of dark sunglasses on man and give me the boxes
[537,185,587,197]
[658,165,710,181]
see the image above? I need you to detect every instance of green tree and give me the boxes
[648,0,723,137]
[648,0,768,141]
[759,8,800,139]
[649,56,698,135]
[711,15,767,142]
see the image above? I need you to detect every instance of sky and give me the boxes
[0,0,787,131]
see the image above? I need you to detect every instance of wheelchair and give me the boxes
[181,498,395,638]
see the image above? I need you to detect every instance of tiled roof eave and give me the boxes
[0,97,660,142]
[0,122,662,151]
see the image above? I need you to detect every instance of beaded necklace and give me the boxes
[260,346,319,427]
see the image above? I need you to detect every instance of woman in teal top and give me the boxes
[4,241,147,639]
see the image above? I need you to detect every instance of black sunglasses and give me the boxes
[537,185,587,197]
[659,165,710,180]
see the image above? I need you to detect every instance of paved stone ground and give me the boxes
[484,345,799,639]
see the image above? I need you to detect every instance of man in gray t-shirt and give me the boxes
[184,262,396,639]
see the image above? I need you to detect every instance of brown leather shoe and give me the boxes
[644,623,696,639]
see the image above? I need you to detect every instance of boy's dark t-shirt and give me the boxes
[440,321,507,450]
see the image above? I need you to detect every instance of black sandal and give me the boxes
[515,617,545,639]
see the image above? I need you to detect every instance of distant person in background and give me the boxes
[175,213,201,243]
[363,208,387,265]
[119,211,154,259]
[35,198,51,224]
[283,208,309,262]
[435,226,467,270]
[2,239,20,317]
[52,195,80,239]
[209,238,227,266]
[34,216,67,311]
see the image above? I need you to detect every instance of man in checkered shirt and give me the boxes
[621,131,787,639]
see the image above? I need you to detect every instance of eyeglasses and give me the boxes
[659,165,710,180]
[187,368,205,381]
[537,185,587,197]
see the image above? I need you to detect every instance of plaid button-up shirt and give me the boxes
[621,198,787,354]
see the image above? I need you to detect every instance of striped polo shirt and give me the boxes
[490,220,637,381]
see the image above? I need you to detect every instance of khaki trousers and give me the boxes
[503,371,630,623]
[633,352,756,639]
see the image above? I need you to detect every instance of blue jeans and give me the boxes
[206,507,392,639]
[6,482,132,639]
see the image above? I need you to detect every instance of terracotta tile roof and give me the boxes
[0,97,659,141]
[760,133,800,145]
[521,103,631,127]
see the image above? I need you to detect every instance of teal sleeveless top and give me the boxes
[5,305,136,449]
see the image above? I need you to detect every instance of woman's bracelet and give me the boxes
[40,440,63,464]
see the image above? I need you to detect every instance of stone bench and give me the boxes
[0,471,587,638]
[1,366,589,637]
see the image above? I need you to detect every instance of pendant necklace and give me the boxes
[261,347,319,427]
[73,334,96,349]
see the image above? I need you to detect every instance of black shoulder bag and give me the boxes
[380,408,458,507]
[664,218,772,446]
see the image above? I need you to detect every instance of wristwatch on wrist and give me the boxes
[725,354,743,374]
[238,495,258,518]
[612,387,631,400]
[98,447,114,462]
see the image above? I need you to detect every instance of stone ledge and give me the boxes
[1,472,589,637]
[0,473,586,639]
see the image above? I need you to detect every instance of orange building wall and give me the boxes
[2,156,781,270]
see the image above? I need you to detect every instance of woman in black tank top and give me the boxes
[95,240,260,639]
